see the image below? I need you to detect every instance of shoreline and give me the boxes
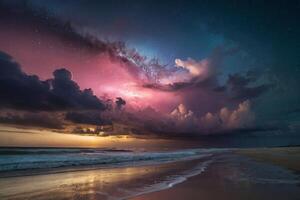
[1,147,300,200]
[0,152,214,179]
[235,147,300,172]
[131,146,300,200]
[0,158,211,200]
[0,147,228,179]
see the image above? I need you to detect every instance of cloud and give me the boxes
[115,97,126,110]
[0,51,105,111]
[0,1,120,56]
[142,81,191,92]
[200,100,254,131]
[170,104,194,121]
[130,100,254,136]
[0,112,63,129]
[50,68,105,110]
[65,111,111,125]
[0,47,265,136]
[0,2,273,137]
[175,58,212,81]
[225,72,272,100]
[0,1,169,86]
[143,46,236,93]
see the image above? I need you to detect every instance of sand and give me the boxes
[131,147,300,200]
[236,147,300,172]
[0,158,206,200]
[1,147,300,200]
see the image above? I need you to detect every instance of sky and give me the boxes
[0,0,299,143]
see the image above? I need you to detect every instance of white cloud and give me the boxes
[169,100,254,134]
[200,100,254,131]
[175,57,213,81]
[170,104,194,121]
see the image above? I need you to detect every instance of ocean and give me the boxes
[1,147,299,200]
[0,147,222,176]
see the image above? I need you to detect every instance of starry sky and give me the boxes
[0,0,299,139]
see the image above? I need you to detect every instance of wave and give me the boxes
[0,147,132,155]
[0,148,225,174]
[0,151,217,200]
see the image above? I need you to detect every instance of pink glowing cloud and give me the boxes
[175,57,213,82]
[200,100,254,131]
[0,24,182,112]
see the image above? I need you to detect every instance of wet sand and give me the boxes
[0,158,208,200]
[1,147,300,200]
[236,147,300,172]
[131,147,300,200]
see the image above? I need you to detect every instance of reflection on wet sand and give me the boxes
[2,148,300,200]
[0,159,203,200]
[132,152,300,200]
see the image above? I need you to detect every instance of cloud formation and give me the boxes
[170,104,194,121]
[115,97,126,110]
[143,46,235,93]
[175,58,212,81]
[200,100,254,132]
[0,2,276,137]
[0,49,257,135]
[225,72,272,100]
[65,111,111,126]
[0,51,104,111]
[0,112,63,129]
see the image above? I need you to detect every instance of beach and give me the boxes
[236,147,300,172]
[132,147,300,200]
[0,147,299,200]
[0,158,211,200]
[0,148,215,200]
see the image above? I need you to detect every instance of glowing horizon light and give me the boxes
[99,83,152,99]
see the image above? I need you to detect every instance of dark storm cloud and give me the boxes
[0,0,165,79]
[0,51,104,111]
[225,73,272,101]
[0,52,51,110]
[144,70,271,105]
[65,111,111,125]
[0,112,63,129]
[0,0,298,137]
[50,68,105,110]
[115,97,126,110]
[0,0,117,55]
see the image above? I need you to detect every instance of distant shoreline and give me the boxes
[236,146,300,172]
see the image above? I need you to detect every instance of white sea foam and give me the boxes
[116,159,213,200]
